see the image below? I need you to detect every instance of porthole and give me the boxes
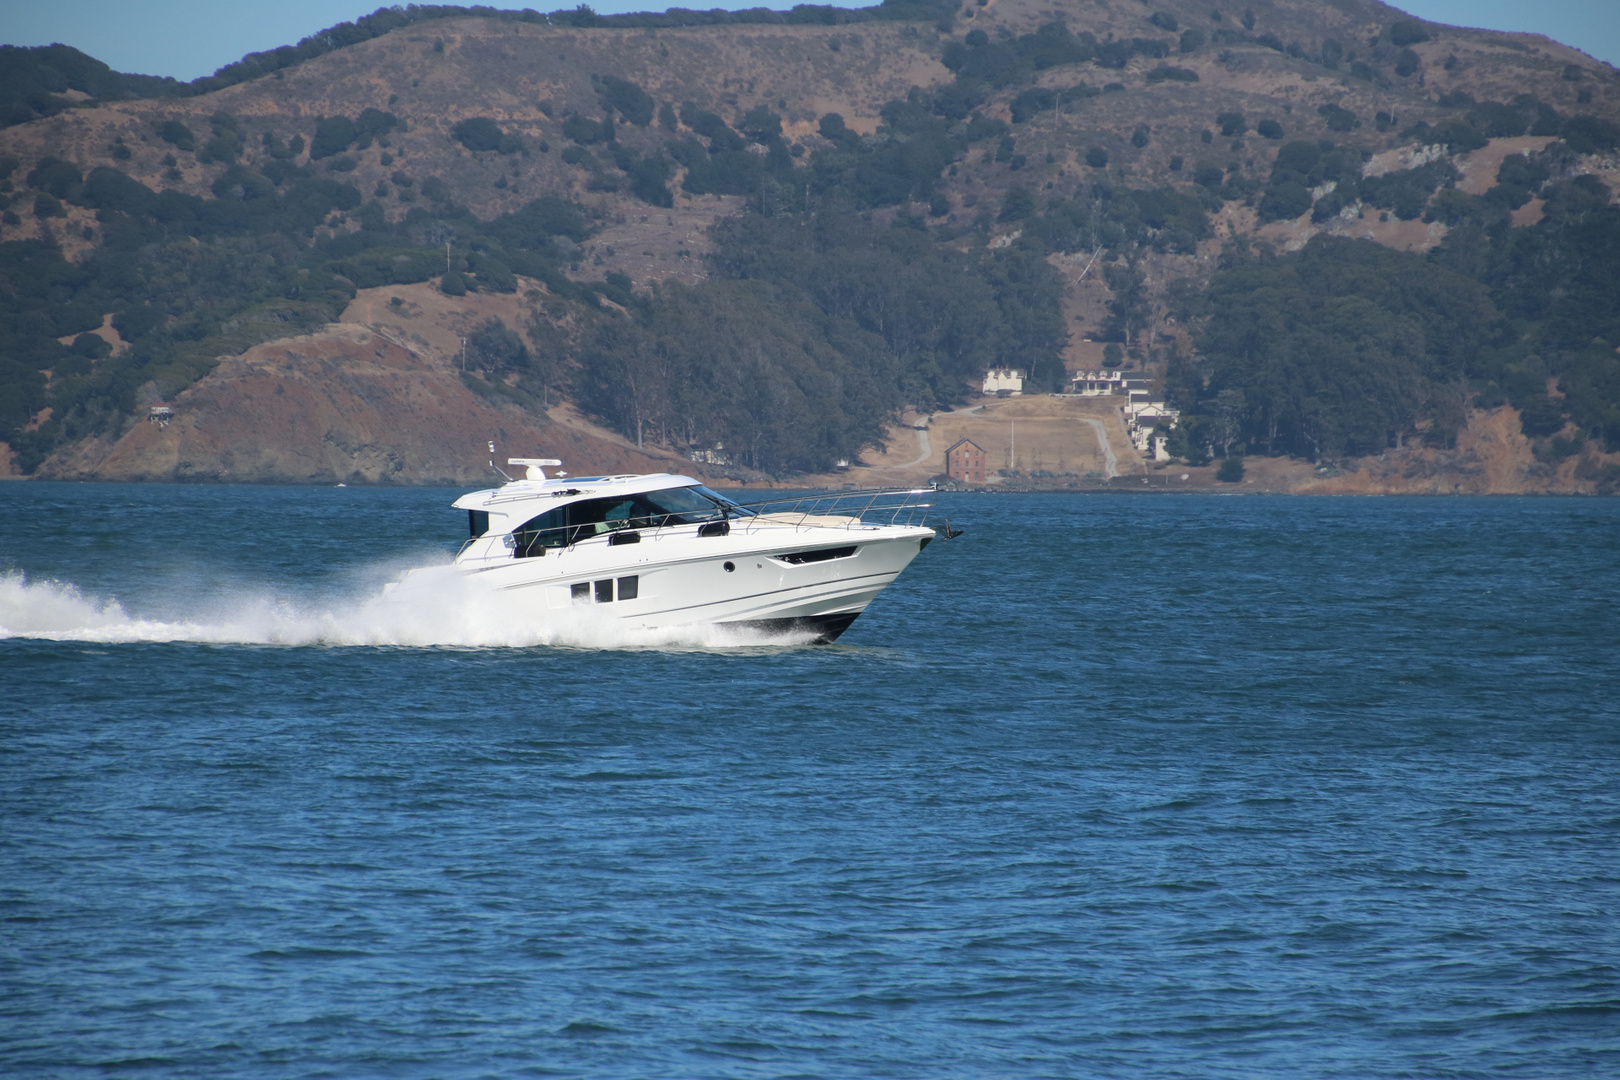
[723,561,735,572]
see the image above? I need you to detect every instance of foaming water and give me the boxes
[0,569,817,650]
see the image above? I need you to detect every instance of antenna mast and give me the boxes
[488,441,513,482]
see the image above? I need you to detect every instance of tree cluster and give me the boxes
[0,151,602,472]
[1172,173,1620,462]
[1254,102,1617,228]
[0,44,182,129]
[939,22,1173,113]
[548,73,1022,215]
[1404,96,1616,156]
[570,207,1068,474]
[1018,183,1212,257]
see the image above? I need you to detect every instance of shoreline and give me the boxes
[1,475,1609,497]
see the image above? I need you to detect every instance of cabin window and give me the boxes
[512,506,568,557]
[570,582,590,603]
[570,497,650,535]
[513,501,644,554]
[617,575,638,600]
[468,510,490,537]
[594,579,614,603]
[511,486,755,554]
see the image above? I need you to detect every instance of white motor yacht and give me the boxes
[387,457,947,643]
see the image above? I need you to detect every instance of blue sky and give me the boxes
[1,0,1615,81]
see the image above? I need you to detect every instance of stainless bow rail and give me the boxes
[727,486,936,532]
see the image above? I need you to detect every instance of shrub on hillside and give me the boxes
[310,116,357,159]
[1317,104,1358,132]
[155,119,195,151]
[1390,21,1430,46]
[454,117,522,153]
[1146,65,1198,83]
[596,76,654,127]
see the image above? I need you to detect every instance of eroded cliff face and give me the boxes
[36,323,686,484]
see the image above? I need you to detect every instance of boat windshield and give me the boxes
[507,485,753,557]
[643,485,755,522]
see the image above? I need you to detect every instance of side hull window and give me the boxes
[512,506,567,557]
[567,576,638,604]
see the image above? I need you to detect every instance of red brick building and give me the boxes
[945,438,986,484]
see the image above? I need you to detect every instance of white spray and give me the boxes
[0,569,818,651]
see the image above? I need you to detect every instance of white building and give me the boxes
[1119,390,1179,462]
[983,368,1024,396]
[689,443,730,465]
[1070,369,1124,395]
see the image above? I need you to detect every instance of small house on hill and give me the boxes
[1071,369,1124,395]
[982,368,1023,396]
[945,438,987,484]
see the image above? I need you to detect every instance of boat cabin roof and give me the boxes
[452,473,706,513]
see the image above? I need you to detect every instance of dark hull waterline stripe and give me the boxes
[721,612,862,644]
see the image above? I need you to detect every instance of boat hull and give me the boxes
[393,522,933,644]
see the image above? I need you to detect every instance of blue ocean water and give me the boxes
[2,483,1617,1079]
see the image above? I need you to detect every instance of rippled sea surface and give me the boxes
[2,483,1618,1079]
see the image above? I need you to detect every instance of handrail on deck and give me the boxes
[726,487,935,533]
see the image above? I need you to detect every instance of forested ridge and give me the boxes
[0,1,955,130]
[1166,167,1620,465]
[1,0,1619,482]
[576,210,1066,471]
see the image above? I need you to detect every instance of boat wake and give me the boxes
[0,570,821,650]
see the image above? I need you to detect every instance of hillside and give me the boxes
[1,0,1618,491]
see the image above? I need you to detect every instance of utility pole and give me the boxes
[460,338,467,373]
[445,240,451,275]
